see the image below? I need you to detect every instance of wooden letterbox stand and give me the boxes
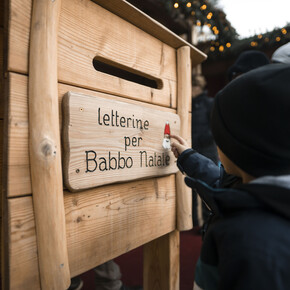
[0,0,206,289]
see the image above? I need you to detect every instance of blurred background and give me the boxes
[126,0,290,97]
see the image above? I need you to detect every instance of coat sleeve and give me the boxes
[177,149,242,188]
[177,149,221,187]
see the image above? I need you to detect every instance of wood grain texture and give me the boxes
[8,197,40,290]
[62,91,180,191]
[0,28,4,119]
[6,73,178,197]
[176,46,193,231]
[143,230,180,290]
[0,1,3,28]
[92,0,207,66]
[0,120,3,212]
[8,175,176,289]
[8,0,178,107]
[28,0,70,288]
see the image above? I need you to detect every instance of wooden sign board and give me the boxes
[62,92,180,191]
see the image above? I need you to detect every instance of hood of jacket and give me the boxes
[185,175,290,220]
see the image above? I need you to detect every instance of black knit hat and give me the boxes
[227,50,270,81]
[211,63,290,177]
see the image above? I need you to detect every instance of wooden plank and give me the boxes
[63,91,180,191]
[0,28,4,119]
[28,0,70,288]
[0,120,3,211]
[0,28,3,75]
[0,217,1,288]
[92,0,207,66]
[143,230,179,290]
[9,0,178,107]
[8,175,176,289]
[94,0,207,66]
[8,197,40,290]
[0,1,3,28]
[7,73,177,197]
[188,112,192,148]
[176,47,193,231]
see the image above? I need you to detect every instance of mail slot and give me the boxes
[0,0,206,289]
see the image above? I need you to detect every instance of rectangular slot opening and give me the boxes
[93,56,163,89]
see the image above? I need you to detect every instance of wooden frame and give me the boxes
[1,0,206,289]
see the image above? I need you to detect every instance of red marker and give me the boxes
[163,121,171,149]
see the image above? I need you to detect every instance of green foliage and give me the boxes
[158,0,237,44]
[206,24,290,61]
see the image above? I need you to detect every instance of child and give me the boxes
[171,63,290,290]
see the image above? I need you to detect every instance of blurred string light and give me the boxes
[251,41,258,47]
[210,24,290,55]
[168,0,237,50]
[168,1,290,56]
[207,12,213,20]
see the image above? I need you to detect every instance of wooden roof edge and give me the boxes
[92,0,207,66]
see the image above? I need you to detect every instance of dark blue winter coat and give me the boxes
[178,149,290,290]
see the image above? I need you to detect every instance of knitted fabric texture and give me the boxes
[211,64,290,177]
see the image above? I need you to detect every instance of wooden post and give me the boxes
[143,230,180,290]
[28,0,70,289]
[176,46,193,231]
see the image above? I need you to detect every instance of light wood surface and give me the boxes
[28,0,70,288]
[3,1,208,288]
[63,91,180,191]
[8,0,178,107]
[93,0,207,66]
[143,230,180,290]
[176,46,193,231]
[0,0,4,28]
[6,73,177,197]
[0,120,3,211]
[0,28,4,119]
[8,175,176,289]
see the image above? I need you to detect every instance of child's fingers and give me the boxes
[171,147,179,158]
[170,143,179,158]
[171,141,187,155]
[170,134,187,145]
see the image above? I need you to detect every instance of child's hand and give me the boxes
[170,135,190,158]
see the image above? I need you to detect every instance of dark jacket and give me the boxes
[192,92,218,164]
[178,149,290,290]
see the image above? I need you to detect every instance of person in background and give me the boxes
[191,74,218,227]
[68,260,142,290]
[271,42,290,64]
[191,75,218,164]
[171,64,290,290]
[227,50,270,81]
